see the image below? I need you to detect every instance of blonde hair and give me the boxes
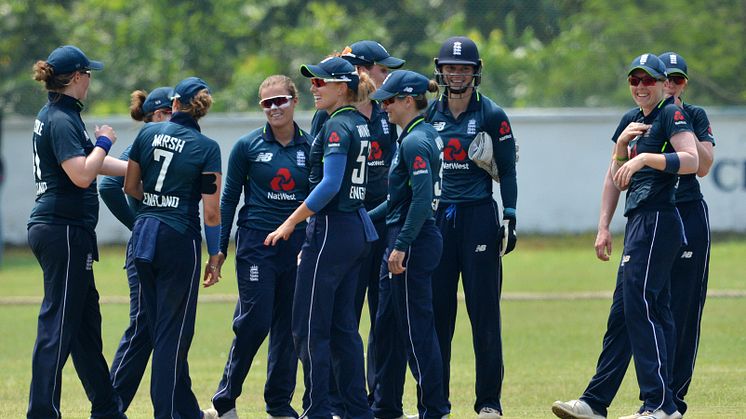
[414,80,440,110]
[129,90,150,122]
[258,75,298,100]
[32,60,76,91]
[176,89,212,120]
[348,72,376,104]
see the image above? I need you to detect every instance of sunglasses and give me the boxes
[259,95,293,109]
[80,69,91,77]
[156,108,172,115]
[628,75,659,87]
[668,75,687,85]
[310,78,346,88]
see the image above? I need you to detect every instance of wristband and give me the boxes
[95,136,113,154]
[204,224,220,256]
[663,153,680,174]
[613,154,629,162]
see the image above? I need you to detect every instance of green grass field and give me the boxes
[1,235,744,418]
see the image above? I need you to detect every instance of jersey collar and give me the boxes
[170,112,201,132]
[48,92,84,112]
[397,115,426,143]
[434,90,481,115]
[262,121,308,146]
[640,96,675,123]
[329,105,357,118]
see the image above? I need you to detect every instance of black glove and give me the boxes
[499,216,517,256]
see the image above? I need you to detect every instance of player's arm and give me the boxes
[614,131,698,189]
[595,161,621,261]
[696,141,714,177]
[61,125,118,188]
[124,160,144,201]
[202,172,222,287]
[219,140,251,257]
[99,156,128,177]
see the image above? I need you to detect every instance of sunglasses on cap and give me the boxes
[310,78,347,88]
[259,95,293,109]
[668,75,687,85]
[628,75,659,87]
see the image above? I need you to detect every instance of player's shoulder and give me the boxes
[478,94,508,118]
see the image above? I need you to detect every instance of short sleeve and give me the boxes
[202,138,222,173]
[50,117,87,164]
[321,118,352,157]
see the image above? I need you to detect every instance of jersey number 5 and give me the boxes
[351,140,369,185]
[153,149,174,192]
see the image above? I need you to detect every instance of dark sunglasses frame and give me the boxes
[310,78,346,88]
[259,95,293,109]
[628,75,659,87]
[668,75,687,85]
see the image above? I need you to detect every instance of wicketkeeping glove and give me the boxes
[499,216,517,256]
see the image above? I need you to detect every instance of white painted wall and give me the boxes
[2,108,744,244]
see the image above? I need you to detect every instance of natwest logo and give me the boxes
[413,155,427,170]
[674,111,685,121]
[270,168,295,192]
[328,131,340,144]
[499,121,511,135]
[369,141,383,160]
[443,138,466,161]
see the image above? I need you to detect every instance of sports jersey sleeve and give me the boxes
[486,106,517,216]
[689,106,715,145]
[310,110,329,137]
[202,138,222,174]
[395,135,434,251]
[305,153,346,213]
[610,110,639,144]
[128,131,144,164]
[662,106,693,145]
[100,145,135,230]
[50,116,87,164]
[321,119,352,157]
[219,138,251,255]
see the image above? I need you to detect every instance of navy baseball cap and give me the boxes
[171,77,210,103]
[371,70,429,101]
[143,86,174,114]
[627,53,667,80]
[340,40,405,69]
[47,45,103,74]
[658,52,688,78]
[435,36,480,66]
[301,56,360,90]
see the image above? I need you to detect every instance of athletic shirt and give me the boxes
[29,92,99,233]
[99,145,141,230]
[610,96,693,216]
[311,101,397,209]
[310,106,371,213]
[219,122,312,254]
[425,91,517,213]
[675,103,715,203]
[128,112,222,238]
[386,116,443,250]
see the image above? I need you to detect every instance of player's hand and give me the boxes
[613,154,647,190]
[95,125,117,143]
[264,222,294,246]
[498,217,517,256]
[595,228,613,261]
[388,249,406,275]
[617,122,650,145]
[203,253,224,287]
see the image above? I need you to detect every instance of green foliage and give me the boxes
[1,0,744,116]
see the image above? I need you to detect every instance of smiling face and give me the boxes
[260,84,296,130]
[310,79,347,112]
[628,69,664,114]
[664,74,688,100]
[441,64,475,93]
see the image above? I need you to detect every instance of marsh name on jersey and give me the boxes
[152,134,186,153]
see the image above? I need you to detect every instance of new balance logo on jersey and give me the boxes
[296,150,306,167]
[249,265,259,281]
[475,244,487,252]
[467,119,477,135]
[432,121,446,131]
[681,251,693,259]
[256,152,273,162]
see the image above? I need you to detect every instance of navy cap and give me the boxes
[658,52,688,78]
[435,36,480,67]
[46,45,103,74]
[142,86,174,114]
[171,77,210,103]
[371,70,429,101]
[627,53,667,80]
[301,56,360,90]
[340,40,405,69]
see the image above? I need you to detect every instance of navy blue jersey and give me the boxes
[610,97,693,215]
[29,93,99,233]
[425,92,517,212]
[99,145,141,230]
[312,103,397,208]
[675,103,715,203]
[386,116,443,250]
[311,106,371,213]
[129,113,222,237]
[220,122,312,253]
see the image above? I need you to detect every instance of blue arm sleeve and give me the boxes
[367,200,388,223]
[395,138,434,250]
[220,140,251,256]
[100,175,135,230]
[487,109,517,217]
[305,153,346,213]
